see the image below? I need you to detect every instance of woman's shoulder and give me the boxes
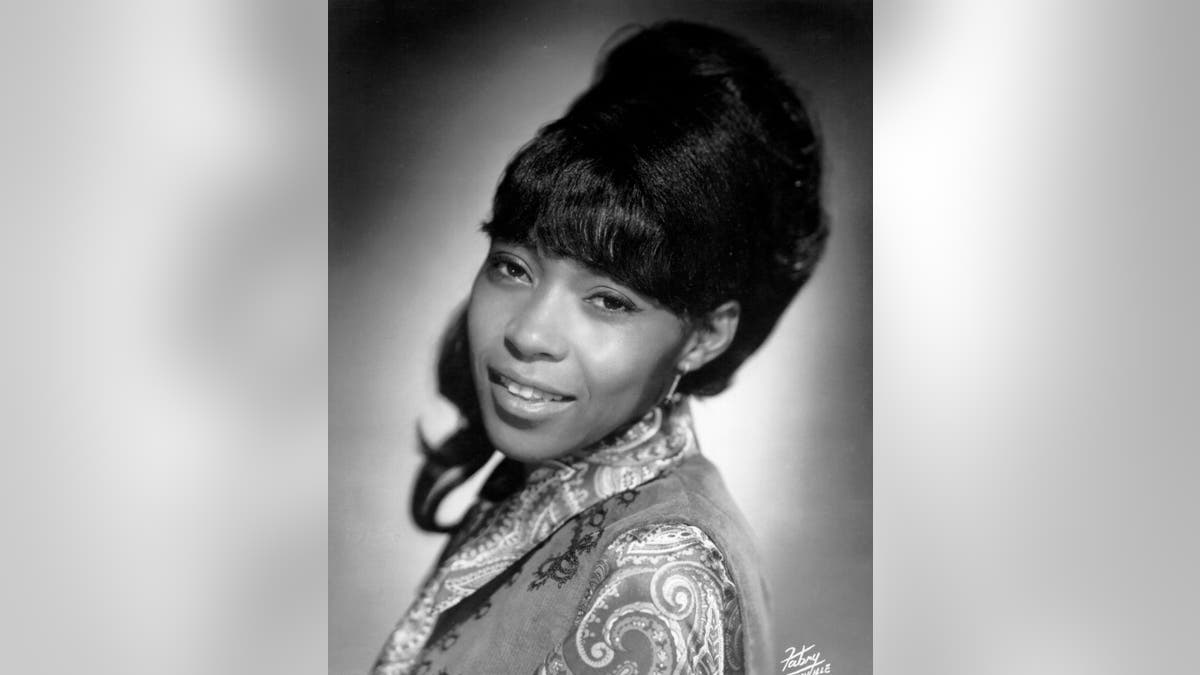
[600,452,759,550]
[527,454,761,603]
[529,448,774,672]
[536,518,746,674]
[576,456,775,672]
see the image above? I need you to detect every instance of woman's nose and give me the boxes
[504,293,568,362]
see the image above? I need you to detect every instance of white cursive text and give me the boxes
[780,644,831,675]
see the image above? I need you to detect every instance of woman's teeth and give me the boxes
[498,374,565,402]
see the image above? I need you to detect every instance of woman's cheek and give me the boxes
[467,283,509,348]
[578,330,656,396]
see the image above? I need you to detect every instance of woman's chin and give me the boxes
[481,414,575,464]
[490,439,573,465]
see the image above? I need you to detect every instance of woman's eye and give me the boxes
[586,293,637,314]
[489,256,530,282]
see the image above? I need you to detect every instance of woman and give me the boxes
[373,20,826,674]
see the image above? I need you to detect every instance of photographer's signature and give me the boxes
[780,644,831,675]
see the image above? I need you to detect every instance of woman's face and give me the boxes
[467,242,691,463]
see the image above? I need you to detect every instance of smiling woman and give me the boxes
[470,244,721,463]
[371,20,827,675]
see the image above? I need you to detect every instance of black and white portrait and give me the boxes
[331,3,870,673]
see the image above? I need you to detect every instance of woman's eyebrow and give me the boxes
[491,241,539,259]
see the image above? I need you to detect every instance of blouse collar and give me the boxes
[373,399,698,675]
[523,398,686,482]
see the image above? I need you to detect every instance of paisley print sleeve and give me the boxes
[536,522,745,674]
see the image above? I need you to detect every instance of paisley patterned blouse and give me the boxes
[372,400,773,674]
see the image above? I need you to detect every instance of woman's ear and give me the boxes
[677,301,740,373]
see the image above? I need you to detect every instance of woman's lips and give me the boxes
[486,367,576,423]
[487,368,575,402]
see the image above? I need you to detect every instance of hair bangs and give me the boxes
[482,129,695,314]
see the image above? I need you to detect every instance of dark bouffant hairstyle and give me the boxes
[413,21,827,532]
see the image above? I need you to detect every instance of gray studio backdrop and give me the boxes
[331,2,870,673]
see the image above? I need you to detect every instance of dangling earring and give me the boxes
[663,367,687,404]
